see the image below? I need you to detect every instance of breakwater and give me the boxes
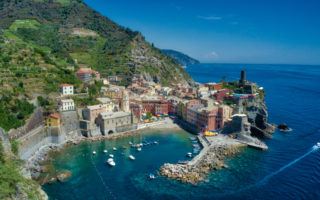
[160,135,246,184]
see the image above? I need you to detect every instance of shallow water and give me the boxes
[43,63,320,200]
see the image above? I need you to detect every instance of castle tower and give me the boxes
[239,70,246,86]
[122,90,130,112]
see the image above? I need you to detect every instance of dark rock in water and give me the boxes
[278,123,290,131]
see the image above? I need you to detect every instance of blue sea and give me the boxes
[43,64,320,200]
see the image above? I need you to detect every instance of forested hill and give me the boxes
[0,0,192,86]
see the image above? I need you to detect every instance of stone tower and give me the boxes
[239,70,246,86]
[122,90,130,112]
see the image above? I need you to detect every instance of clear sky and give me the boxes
[84,0,320,65]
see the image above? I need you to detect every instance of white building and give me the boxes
[60,99,75,111]
[60,84,74,96]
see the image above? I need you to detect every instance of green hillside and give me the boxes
[0,0,193,131]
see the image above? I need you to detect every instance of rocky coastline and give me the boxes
[160,135,246,184]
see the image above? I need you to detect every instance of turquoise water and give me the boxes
[43,64,320,199]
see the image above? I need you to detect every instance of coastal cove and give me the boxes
[42,63,320,200]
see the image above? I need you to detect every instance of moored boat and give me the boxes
[107,158,116,167]
[129,155,135,160]
[92,151,96,155]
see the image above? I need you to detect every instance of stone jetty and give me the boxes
[160,135,246,184]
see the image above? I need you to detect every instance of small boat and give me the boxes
[109,154,114,158]
[92,151,96,155]
[129,155,135,160]
[129,141,133,145]
[317,142,320,147]
[149,173,155,180]
[113,147,117,151]
[186,152,192,158]
[137,147,142,151]
[107,158,116,167]
[103,150,108,153]
[154,141,159,145]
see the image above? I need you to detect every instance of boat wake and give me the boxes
[257,145,319,186]
[220,144,320,197]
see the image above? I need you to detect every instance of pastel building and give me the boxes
[60,84,74,96]
[45,113,61,127]
[184,103,233,132]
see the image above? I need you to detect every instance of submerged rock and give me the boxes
[56,170,72,182]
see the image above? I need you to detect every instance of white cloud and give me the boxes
[197,15,222,21]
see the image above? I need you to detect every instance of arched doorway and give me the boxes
[108,130,114,134]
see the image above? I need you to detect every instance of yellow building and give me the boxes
[46,113,61,127]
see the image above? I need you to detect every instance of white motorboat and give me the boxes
[186,152,192,158]
[149,173,155,180]
[129,141,133,145]
[317,142,320,147]
[107,158,116,167]
[92,151,97,155]
[109,154,114,158]
[113,147,117,151]
[103,150,108,153]
[129,155,135,160]
[154,141,159,145]
[137,147,142,151]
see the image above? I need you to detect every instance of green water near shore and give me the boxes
[43,128,201,199]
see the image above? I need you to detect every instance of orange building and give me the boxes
[46,113,61,127]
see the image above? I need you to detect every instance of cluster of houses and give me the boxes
[45,67,260,137]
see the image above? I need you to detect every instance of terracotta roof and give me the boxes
[60,83,73,87]
[49,113,60,119]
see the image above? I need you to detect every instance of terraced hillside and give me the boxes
[0,0,193,130]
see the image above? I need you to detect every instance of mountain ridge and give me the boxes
[161,49,200,66]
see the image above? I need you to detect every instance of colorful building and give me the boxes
[46,113,61,127]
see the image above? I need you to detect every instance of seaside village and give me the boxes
[11,66,272,183]
[43,67,268,147]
